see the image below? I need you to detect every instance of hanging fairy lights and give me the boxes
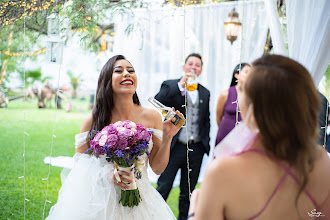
[42,1,64,216]
[235,1,245,127]
[22,0,28,218]
[2,48,46,57]
[169,0,221,6]
[182,2,193,199]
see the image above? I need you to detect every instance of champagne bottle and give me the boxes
[148,97,185,128]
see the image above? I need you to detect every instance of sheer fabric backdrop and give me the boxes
[286,0,330,86]
[113,0,268,182]
[263,0,286,55]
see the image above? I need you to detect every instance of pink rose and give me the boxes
[90,140,97,148]
[119,129,134,140]
[122,120,130,127]
[136,124,144,130]
[108,125,117,134]
[135,132,143,140]
[106,134,118,147]
[141,130,151,141]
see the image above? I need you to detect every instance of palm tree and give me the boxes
[67,70,81,99]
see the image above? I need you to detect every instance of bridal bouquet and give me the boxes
[85,120,152,207]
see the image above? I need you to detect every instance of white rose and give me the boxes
[117,126,125,133]
[114,121,122,126]
[99,134,107,146]
[101,130,107,135]
[129,122,136,128]
[131,128,137,133]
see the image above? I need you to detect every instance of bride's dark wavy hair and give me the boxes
[87,55,140,143]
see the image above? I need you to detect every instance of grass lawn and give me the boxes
[0,98,199,219]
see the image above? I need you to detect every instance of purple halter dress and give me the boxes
[215,86,241,146]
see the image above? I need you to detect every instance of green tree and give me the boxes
[17,68,42,87]
[1,0,236,89]
[0,5,46,89]
[0,0,146,88]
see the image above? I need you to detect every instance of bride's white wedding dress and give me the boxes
[46,128,176,220]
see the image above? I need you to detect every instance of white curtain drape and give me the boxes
[286,0,330,86]
[263,0,286,55]
[113,0,268,182]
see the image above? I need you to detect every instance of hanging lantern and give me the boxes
[224,8,242,44]
[47,14,63,64]
[46,37,63,64]
[47,14,60,36]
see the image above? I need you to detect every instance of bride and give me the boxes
[47,55,183,220]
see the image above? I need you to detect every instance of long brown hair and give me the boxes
[87,55,140,142]
[245,54,320,209]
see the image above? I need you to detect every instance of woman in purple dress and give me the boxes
[215,63,251,146]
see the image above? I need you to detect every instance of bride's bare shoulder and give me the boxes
[139,106,160,118]
[138,106,162,127]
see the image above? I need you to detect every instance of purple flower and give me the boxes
[141,130,151,141]
[134,132,143,140]
[93,145,105,155]
[102,145,110,152]
[136,123,144,131]
[117,139,128,150]
[115,149,124,157]
[90,129,98,135]
[108,125,117,134]
[118,128,134,140]
[88,120,152,181]
[106,134,118,146]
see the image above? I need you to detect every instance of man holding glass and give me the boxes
[154,53,210,220]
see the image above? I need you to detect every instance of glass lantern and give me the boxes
[46,36,63,64]
[224,8,242,44]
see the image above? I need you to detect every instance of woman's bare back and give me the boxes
[222,146,330,220]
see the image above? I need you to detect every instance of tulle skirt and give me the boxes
[46,154,176,220]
